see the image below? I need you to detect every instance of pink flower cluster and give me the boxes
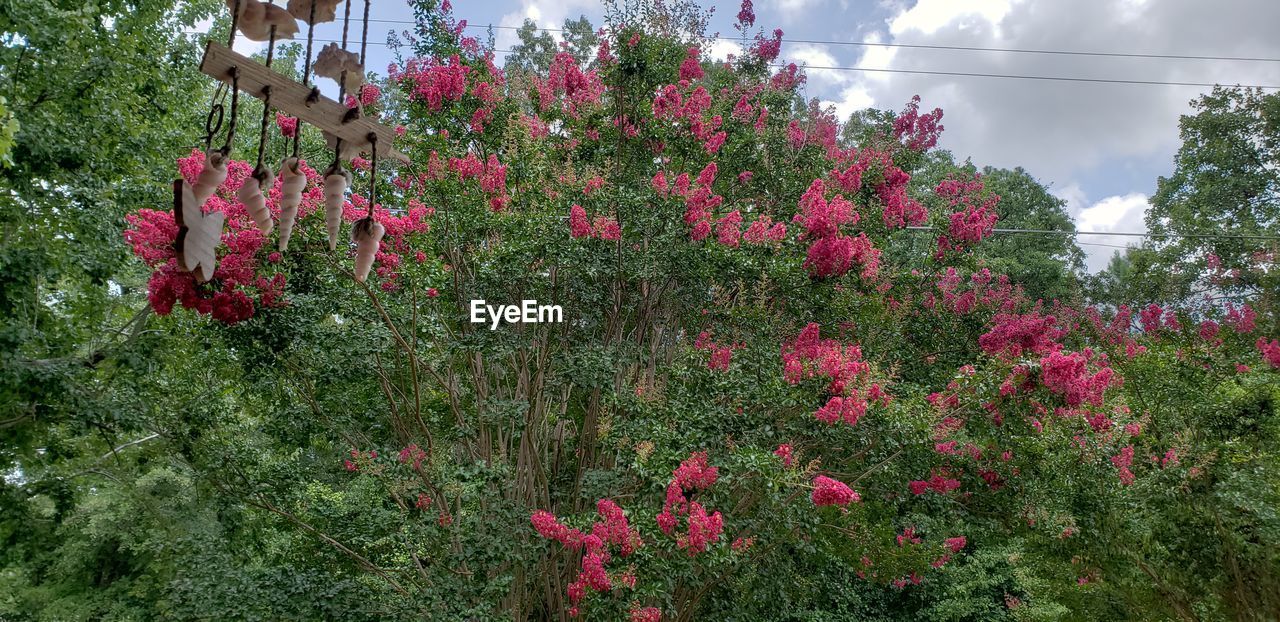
[678,47,704,83]
[794,178,881,279]
[876,160,929,229]
[448,151,509,210]
[1258,338,1280,368]
[782,323,889,425]
[936,173,999,249]
[398,54,469,112]
[537,52,605,117]
[531,499,643,614]
[656,452,724,555]
[978,311,1065,359]
[1138,304,1181,334]
[1039,349,1117,408]
[1225,303,1258,333]
[774,443,794,467]
[275,112,297,137]
[811,475,860,507]
[909,470,962,495]
[928,268,1022,316]
[568,204,621,241]
[892,94,944,151]
[1110,445,1135,485]
[694,331,737,371]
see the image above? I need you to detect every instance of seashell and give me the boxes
[174,180,225,283]
[324,169,351,251]
[192,149,228,207]
[286,0,342,24]
[277,157,306,251]
[226,0,268,40]
[260,3,300,40]
[351,217,385,282]
[312,42,364,91]
[237,167,275,234]
[226,0,298,42]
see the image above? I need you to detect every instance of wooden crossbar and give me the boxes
[199,41,409,165]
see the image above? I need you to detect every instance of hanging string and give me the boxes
[221,67,241,154]
[202,80,228,153]
[291,0,319,158]
[330,0,354,170]
[219,0,243,154]
[359,0,370,67]
[367,133,377,218]
[226,0,241,48]
[254,22,279,173]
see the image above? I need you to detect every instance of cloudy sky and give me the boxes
[247,0,1280,271]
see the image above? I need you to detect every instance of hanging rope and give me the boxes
[367,132,377,218]
[219,0,243,154]
[202,80,228,153]
[226,0,241,48]
[291,0,319,158]
[221,67,241,154]
[330,0,355,169]
[254,20,280,175]
[359,0,370,67]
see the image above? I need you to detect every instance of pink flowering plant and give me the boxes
[118,1,1280,619]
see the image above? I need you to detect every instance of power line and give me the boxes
[903,226,1280,241]
[380,19,1280,65]
[182,31,1280,90]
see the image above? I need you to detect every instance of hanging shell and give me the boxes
[313,43,364,91]
[238,168,275,234]
[277,157,306,251]
[175,180,226,283]
[286,0,342,24]
[192,149,228,207]
[324,169,351,251]
[227,0,299,41]
[351,217,385,282]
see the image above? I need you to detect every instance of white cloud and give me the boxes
[706,39,745,62]
[888,0,1015,36]
[789,43,849,88]
[1072,192,1150,272]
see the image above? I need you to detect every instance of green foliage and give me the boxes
[2,2,1279,622]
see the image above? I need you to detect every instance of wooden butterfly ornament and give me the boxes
[173,179,226,283]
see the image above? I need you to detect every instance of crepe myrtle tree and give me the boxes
[124,0,1280,619]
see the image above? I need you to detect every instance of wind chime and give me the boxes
[174,0,406,285]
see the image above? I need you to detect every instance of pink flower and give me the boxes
[774,443,794,467]
[1257,338,1280,368]
[735,0,755,29]
[275,112,297,137]
[944,536,967,553]
[629,607,662,622]
[892,95,944,151]
[569,204,591,239]
[678,47,703,82]
[359,83,381,106]
[811,475,860,507]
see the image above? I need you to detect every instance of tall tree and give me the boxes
[1145,87,1280,302]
